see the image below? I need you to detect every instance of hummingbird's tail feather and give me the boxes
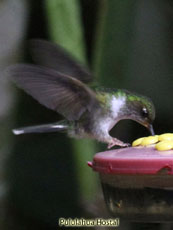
[12,120,70,135]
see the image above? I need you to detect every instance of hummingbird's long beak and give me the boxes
[148,124,155,136]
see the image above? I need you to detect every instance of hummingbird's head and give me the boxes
[122,91,155,135]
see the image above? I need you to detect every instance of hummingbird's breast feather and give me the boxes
[110,95,126,118]
[67,93,126,141]
[92,94,126,135]
[97,116,117,133]
[96,91,126,113]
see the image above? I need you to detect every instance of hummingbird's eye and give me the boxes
[142,107,148,118]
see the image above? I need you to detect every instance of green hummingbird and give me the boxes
[8,40,155,149]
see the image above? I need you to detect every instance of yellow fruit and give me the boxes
[132,133,173,151]
[141,135,159,146]
[158,133,173,141]
[132,137,144,147]
[155,140,173,151]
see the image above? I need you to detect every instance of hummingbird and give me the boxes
[7,40,155,149]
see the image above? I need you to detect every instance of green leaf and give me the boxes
[45,0,98,200]
[45,0,86,64]
[93,0,136,87]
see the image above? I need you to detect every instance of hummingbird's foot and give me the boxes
[107,138,130,149]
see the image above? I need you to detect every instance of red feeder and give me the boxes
[89,146,173,222]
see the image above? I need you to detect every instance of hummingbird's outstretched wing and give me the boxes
[7,64,99,120]
[29,39,93,83]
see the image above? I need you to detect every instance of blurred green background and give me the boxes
[0,0,172,229]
